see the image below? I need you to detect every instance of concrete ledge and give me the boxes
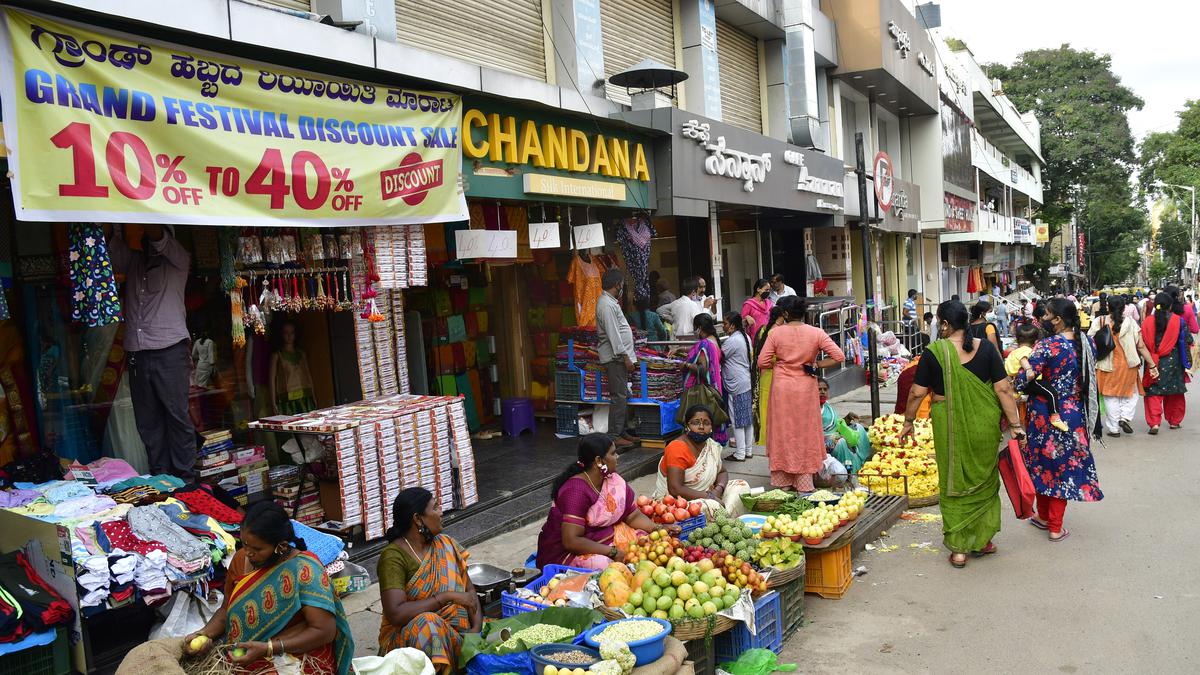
[229,1,374,68]
[374,38,483,91]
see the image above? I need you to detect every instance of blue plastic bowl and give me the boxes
[530,643,601,674]
[582,617,672,666]
[739,514,767,534]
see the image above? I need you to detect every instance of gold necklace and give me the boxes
[402,536,423,562]
[582,471,601,494]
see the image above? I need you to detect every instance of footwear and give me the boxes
[1169,424,1182,430]
[1107,432,1121,438]
[1029,518,1049,531]
[1119,420,1134,434]
[745,451,754,459]
[1049,528,1070,543]
[728,454,746,462]
[972,542,998,557]
[1149,426,1160,435]
[948,553,968,568]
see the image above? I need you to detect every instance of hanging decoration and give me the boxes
[230,277,247,348]
[218,229,238,292]
[67,223,122,327]
[359,229,385,322]
[615,214,655,301]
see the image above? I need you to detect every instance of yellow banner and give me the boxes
[0,9,467,225]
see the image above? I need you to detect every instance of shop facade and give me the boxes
[0,6,480,670]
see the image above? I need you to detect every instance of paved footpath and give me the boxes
[343,386,1200,673]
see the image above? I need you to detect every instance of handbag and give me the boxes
[998,439,1035,520]
[675,347,730,426]
[1093,319,1115,362]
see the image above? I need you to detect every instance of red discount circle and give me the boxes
[379,152,445,206]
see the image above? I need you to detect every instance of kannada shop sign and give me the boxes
[0,9,468,225]
[460,98,653,208]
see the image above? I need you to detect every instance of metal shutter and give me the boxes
[255,0,311,12]
[717,19,761,133]
[601,0,676,105]
[395,0,546,81]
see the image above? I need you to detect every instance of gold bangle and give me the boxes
[267,640,273,658]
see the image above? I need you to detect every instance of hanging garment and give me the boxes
[615,216,655,300]
[68,224,122,326]
[567,255,603,327]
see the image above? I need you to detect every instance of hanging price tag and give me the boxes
[528,222,561,249]
[573,222,605,249]
[455,230,517,259]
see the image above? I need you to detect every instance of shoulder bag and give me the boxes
[675,347,730,426]
[1093,316,1115,362]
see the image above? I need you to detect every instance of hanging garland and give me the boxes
[218,229,238,292]
[359,228,384,322]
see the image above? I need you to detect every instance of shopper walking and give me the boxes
[1141,292,1188,433]
[753,305,787,454]
[901,300,1024,567]
[1014,298,1103,542]
[721,312,755,461]
[968,300,1003,354]
[596,269,638,448]
[756,297,845,492]
[740,279,773,336]
[683,314,727,444]
[1089,296,1152,436]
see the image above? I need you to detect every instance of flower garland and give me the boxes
[359,229,384,322]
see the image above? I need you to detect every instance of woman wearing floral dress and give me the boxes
[1013,298,1103,542]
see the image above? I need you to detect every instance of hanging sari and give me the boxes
[378,535,473,674]
[822,403,872,473]
[927,340,1002,555]
[652,438,749,518]
[683,337,727,443]
[226,551,354,675]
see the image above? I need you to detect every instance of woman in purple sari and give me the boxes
[683,314,728,443]
[536,434,674,570]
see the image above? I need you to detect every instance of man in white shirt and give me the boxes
[769,273,797,303]
[657,276,715,337]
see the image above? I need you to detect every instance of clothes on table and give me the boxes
[172,486,243,524]
[106,474,185,493]
[127,505,210,566]
[0,551,74,637]
[66,457,141,487]
[97,519,167,557]
[291,520,347,567]
[0,489,42,508]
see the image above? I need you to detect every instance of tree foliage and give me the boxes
[986,46,1147,287]
[1147,258,1174,287]
[1138,100,1200,269]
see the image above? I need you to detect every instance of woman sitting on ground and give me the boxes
[181,501,354,674]
[653,404,751,518]
[537,434,675,570]
[377,487,481,674]
[818,378,873,475]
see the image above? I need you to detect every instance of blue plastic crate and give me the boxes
[678,514,706,541]
[499,564,593,617]
[714,591,782,663]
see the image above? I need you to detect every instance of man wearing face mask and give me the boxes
[658,276,715,338]
[108,224,196,480]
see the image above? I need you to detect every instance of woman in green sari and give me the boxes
[900,300,1025,568]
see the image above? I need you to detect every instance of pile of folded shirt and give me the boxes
[0,550,73,643]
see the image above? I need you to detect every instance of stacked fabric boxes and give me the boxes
[407,223,427,285]
[196,430,237,485]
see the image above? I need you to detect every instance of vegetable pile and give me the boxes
[688,512,756,561]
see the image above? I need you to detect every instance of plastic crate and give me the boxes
[684,637,715,675]
[554,370,583,401]
[499,564,592,617]
[555,403,580,436]
[678,514,706,542]
[777,572,806,639]
[804,541,853,599]
[631,400,682,438]
[714,591,782,663]
[0,629,70,675]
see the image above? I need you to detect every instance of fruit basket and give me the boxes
[907,494,940,508]
[764,559,806,589]
[666,614,736,640]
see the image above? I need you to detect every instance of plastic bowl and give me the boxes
[803,491,842,506]
[739,514,767,534]
[582,617,672,665]
[530,643,601,674]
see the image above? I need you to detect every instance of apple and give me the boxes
[687,502,702,517]
[640,504,654,516]
[676,498,688,510]
[662,512,676,524]
[636,495,651,507]
[663,495,676,506]
[653,503,667,516]
[673,507,689,521]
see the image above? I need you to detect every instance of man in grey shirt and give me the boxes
[109,225,196,480]
[597,269,638,448]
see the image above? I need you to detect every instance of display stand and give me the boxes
[556,339,683,442]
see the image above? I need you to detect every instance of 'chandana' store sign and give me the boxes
[461,97,653,208]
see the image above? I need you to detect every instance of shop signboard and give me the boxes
[873,151,894,212]
[461,97,653,209]
[944,193,975,232]
[618,107,844,218]
[842,171,920,233]
[1035,221,1050,244]
[1013,216,1033,244]
[0,9,467,225]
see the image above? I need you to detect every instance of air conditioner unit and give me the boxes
[991,78,1003,95]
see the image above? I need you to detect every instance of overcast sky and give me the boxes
[932,0,1198,142]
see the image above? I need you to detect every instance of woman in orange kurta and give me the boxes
[756,297,846,491]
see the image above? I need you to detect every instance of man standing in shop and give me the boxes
[769,273,797,303]
[658,276,715,338]
[108,224,197,481]
[597,269,638,448]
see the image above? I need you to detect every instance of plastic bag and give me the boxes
[717,648,798,675]
[354,648,436,675]
[465,651,533,675]
[149,589,223,639]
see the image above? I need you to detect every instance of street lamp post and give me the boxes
[1155,181,1197,286]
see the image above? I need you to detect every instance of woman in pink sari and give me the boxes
[741,279,773,336]
[536,434,675,569]
[682,314,728,444]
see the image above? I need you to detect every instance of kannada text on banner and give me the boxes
[0,9,467,225]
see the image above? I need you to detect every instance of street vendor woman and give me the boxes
[378,487,481,675]
[653,404,750,518]
[179,501,354,674]
[537,434,677,569]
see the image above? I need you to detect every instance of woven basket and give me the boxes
[669,614,736,641]
[765,560,806,588]
[598,606,624,621]
[740,494,789,513]
[907,494,939,508]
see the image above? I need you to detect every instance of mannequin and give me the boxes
[108,224,195,481]
[191,328,216,388]
[269,321,315,415]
